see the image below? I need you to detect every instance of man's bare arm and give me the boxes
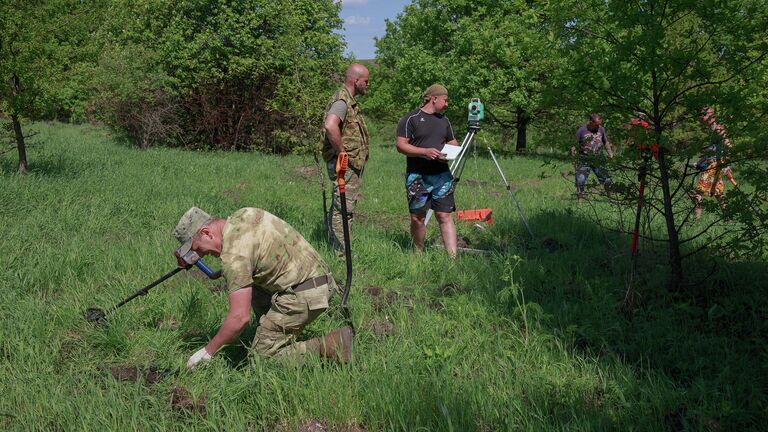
[396,136,443,160]
[204,287,253,355]
[324,114,345,154]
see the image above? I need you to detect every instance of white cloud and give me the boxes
[341,0,368,5]
[345,15,371,26]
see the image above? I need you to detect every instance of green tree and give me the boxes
[372,0,566,151]
[91,0,345,151]
[556,0,768,288]
[0,0,103,173]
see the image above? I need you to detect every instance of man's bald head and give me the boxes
[345,63,370,96]
[346,63,368,80]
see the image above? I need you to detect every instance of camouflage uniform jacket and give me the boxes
[322,86,370,170]
[220,208,329,295]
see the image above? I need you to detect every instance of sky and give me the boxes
[339,0,411,60]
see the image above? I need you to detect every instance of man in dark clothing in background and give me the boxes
[571,112,614,201]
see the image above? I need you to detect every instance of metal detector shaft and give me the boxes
[85,267,183,324]
[487,147,535,239]
[112,267,182,311]
[335,153,354,330]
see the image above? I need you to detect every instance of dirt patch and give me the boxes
[428,299,445,311]
[155,316,179,330]
[59,330,83,359]
[374,292,408,312]
[222,181,249,201]
[294,164,322,182]
[108,365,139,382]
[438,282,462,297]
[354,211,408,232]
[367,318,395,337]
[515,177,547,188]
[271,420,366,432]
[171,386,206,414]
[144,368,172,385]
[542,237,565,252]
[363,285,383,297]
[105,365,174,386]
[464,179,494,187]
[364,286,415,312]
[457,236,470,248]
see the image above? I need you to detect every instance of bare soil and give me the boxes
[367,318,395,337]
[170,385,206,414]
[222,180,249,201]
[154,316,179,330]
[294,165,322,182]
[542,237,566,252]
[105,365,174,386]
[271,420,366,432]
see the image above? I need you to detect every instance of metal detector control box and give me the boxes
[468,98,484,126]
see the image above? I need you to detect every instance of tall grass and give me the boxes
[0,122,765,431]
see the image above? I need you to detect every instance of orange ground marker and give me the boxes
[456,208,493,224]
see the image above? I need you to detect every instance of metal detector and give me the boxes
[424,98,535,240]
[85,258,219,325]
[335,152,354,330]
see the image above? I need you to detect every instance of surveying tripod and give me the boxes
[424,123,535,240]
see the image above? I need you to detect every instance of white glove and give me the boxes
[186,347,212,370]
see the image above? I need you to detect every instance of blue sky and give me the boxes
[339,0,411,60]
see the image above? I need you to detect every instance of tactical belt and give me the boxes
[293,274,331,293]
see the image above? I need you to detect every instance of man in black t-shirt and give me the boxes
[395,84,460,257]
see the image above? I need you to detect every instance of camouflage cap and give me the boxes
[174,207,212,255]
[422,84,448,100]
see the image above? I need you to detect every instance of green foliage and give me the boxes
[553,0,768,272]
[1,122,766,430]
[0,0,105,121]
[89,0,346,151]
[370,0,571,151]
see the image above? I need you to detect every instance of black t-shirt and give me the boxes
[396,108,456,175]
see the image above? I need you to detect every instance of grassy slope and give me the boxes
[0,122,765,431]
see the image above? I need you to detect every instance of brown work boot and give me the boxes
[306,326,353,364]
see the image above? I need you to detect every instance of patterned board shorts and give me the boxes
[405,171,456,214]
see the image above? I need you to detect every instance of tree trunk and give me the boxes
[11,114,28,175]
[515,107,530,153]
[656,146,683,290]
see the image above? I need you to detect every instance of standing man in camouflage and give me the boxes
[321,63,370,251]
[174,207,353,370]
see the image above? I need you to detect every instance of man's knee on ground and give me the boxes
[252,321,294,358]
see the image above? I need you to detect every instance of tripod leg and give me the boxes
[488,147,535,239]
[424,129,476,227]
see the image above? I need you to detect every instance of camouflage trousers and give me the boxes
[250,277,338,358]
[326,160,364,251]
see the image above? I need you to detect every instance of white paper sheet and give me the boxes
[440,144,461,160]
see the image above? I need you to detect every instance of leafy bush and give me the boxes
[89,0,346,152]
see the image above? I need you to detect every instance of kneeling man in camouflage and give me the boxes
[174,207,352,370]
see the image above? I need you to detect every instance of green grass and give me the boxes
[1,122,766,431]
